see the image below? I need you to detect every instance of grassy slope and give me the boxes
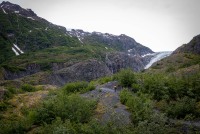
[0,9,118,83]
[0,9,80,63]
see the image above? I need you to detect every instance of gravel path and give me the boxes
[81,81,131,126]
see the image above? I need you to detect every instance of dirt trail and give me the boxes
[82,81,131,126]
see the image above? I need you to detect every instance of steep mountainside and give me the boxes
[173,34,200,54]
[0,1,154,86]
[66,29,153,55]
[148,35,200,75]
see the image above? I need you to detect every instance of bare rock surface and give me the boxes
[81,81,131,126]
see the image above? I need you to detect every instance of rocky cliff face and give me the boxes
[1,53,146,86]
[48,60,111,86]
[105,52,144,73]
[3,63,41,80]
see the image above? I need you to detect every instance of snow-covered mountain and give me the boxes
[66,29,154,56]
[144,51,172,69]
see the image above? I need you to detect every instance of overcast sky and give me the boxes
[1,0,200,51]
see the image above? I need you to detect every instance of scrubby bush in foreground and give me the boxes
[114,69,136,87]
[62,81,95,94]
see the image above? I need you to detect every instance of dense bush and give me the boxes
[0,117,34,134]
[21,84,36,92]
[96,76,113,84]
[114,69,136,87]
[120,90,153,124]
[133,112,176,134]
[119,89,133,104]
[62,81,95,94]
[0,101,8,111]
[166,97,197,119]
[35,93,96,124]
[38,117,76,134]
[119,90,172,133]
[38,117,133,134]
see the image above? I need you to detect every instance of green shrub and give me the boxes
[84,82,95,93]
[119,89,132,104]
[2,87,19,100]
[165,66,175,73]
[21,84,36,92]
[114,69,136,87]
[131,83,141,93]
[120,90,153,124]
[97,76,113,84]
[38,117,76,134]
[6,86,18,94]
[167,97,197,119]
[0,117,33,134]
[126,93,153,124]
[133,113,172,134]
[0,101,8,111]
[62,81,88,94]
[35,93,97,124]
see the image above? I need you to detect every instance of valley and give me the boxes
[0,1,200,134]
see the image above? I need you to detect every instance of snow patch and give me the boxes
[94,32,102,35]
[13,44,24,54]
[27,17,35,20]
[2,8,7,14]
[45,27,48,31]
[128,49,132,52]
[14,11,19,13]
[105,47,108,50]
[29,30,32,33]
[141,53,155,58]
[78,37,83,43]
[12,47,19,56]
[1,5,4,8]
[128,54,130,56]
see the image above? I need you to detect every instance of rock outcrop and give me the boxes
[3,63,41,80]
[105,52,144,73]
[48,60,112,86]
[173,34,200,55]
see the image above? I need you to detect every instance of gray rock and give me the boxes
[48,60,112,86]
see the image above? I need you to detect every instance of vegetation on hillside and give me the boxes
[0,9,82,63]
[0,2,200,133]
[1,66,200,133]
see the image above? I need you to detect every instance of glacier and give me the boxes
[144,51,172,69]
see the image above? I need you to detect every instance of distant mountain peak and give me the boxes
[65,29,153,55]
[0,1,37,17]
